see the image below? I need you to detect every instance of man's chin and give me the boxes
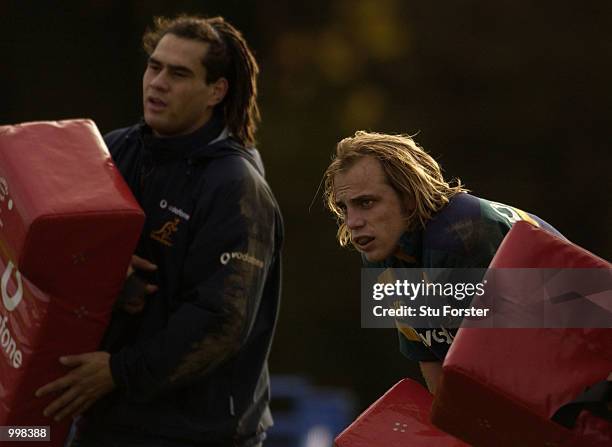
[363,245,398,262]
[144,117,176,137]
[363,251,384,263]
[144,115,163,130]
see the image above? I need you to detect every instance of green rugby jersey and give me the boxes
[364,193,562,362]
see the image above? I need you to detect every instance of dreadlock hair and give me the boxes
[142,15,260,147]
[324,131,468,247]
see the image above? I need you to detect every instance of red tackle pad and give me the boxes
[432,221,612,447]
[335,378,468,447]
[0,119,144,446]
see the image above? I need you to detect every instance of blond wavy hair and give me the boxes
[324,131,467,247]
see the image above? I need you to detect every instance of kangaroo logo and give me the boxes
[1,261,23,312]
[150,218,181,247]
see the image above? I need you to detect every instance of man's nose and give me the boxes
[346,209,365,229]
[149,71,169,91]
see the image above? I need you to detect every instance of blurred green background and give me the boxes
[2,1,611,412]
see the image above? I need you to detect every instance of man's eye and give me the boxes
[360,200,373,208]
[148,63,161,71]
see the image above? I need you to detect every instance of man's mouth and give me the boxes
[146,97,167,111]
[353,236,375,250]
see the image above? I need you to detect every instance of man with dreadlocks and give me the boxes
[324,131,561,394]
[36,15,283,446]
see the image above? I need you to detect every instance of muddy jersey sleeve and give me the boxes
[108,158,281,401]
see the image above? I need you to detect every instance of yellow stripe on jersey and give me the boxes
[515,208,540,227]
[396,321,421,341]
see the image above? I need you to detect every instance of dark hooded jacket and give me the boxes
[79,115,283,447]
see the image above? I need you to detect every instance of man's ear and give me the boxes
[208,77,228,107]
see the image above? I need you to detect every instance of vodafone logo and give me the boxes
[1,261,23,312]
[219,251,264,269]
[0,261,23,368]
[159,199,190,221]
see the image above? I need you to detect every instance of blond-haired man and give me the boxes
[325,131,560,393]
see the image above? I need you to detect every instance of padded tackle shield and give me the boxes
[0,120,144,446]
[334,379,468,447]
[431,221,612,446]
